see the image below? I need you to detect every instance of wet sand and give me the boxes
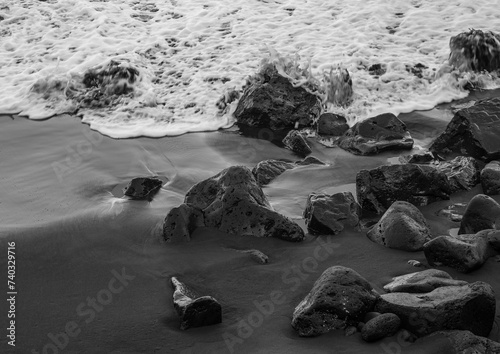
[1,89,500,353]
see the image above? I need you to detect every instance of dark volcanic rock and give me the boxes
[162,204,205,243]
[295,156,326,166]
[316,113,349,136]
[291,266,379,337]
[234,65,321,130]
[356,164,452,214]
[375,282,496,337]
[171,277,222,330]
[282,130,312,156]
[383,269,468,293]
[123,177,163,200]
[481,160,500,195]
[303,192,360,235]
[184,166,305,241]
[431,330,500,353]
[366,201,431,251]
[399,152,436,164]
[252,159,295,186]
[361,313,401,342]
[449,29,500,72]
[458,194,500,234]
[430,97,500,162]
[338,113,414,155]
[434,156,480,193]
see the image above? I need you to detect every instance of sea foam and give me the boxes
[0,0,499,138]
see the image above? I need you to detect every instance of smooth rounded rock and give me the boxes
[361,313,401,342]
[458,194,500,234]
[481,161,500,195]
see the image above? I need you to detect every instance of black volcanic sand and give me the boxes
[1,89,500,354]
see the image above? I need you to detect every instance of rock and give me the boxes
[449,29,500,72]
[238,249,269,264]
[162,204,205,242]
[431,330,500,354]
[397,329,418,343]
[430,97,500,162]
[282,130,312,156]
[484,229,500,252]
[383,269,468,293]
[303,192,360,235]
[458,194,500,234]
[338,113,414,155]
[408,260,424,268]
[361,313,401,342]
[171,277,222,330]
[368,63,386,76]
[364,312,381,322]
[356,164,452,214]
[252,160,295,186]
[184,166,305,242]
[434,156,480,193]
[399,152,436,164]
[123,177,163,200]
[234,65,321,130]
[316,113,349,136]
[295,156,326,166]
[481,161,500,195]
[344,326,358,337]
[375,282,496,337]
[423,233,489,273]
[436,203,468,222]
[366,201,431,251]
[291,266,379,337]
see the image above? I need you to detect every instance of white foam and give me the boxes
[0,0,499,137]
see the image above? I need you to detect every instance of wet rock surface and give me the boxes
[361,313,401,342]
[383,269,468,293]
[316,113,349,136]
[282,130,312,156]
[430,330,500,354]
[162,204,205,243]
[481,160,500,195]
[458,194,500,234]
[123,176,163,200]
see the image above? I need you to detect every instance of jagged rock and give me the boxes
[356,164,452,214]
[366,201,431,251]
[171,277,222,330]
[361,313,401,342]
[435,156,480,193]
[163,204,205,242]
[282,130,312,156]
[449,29,500,72]
[316,113,349,136]
[383,269,468,293]
[123,177,163,200]
[183,166,305,242]
[399,152,436,164]
[431,330,500,354]
[252,160,295,186]
[291,266,379,337]
[481,161,500,195]
[234,65,321,130]
[430,97,500,162]
[338,113,414,155]
[375,282,496,337]
[423,233,490,273]
[458,194,500,234]
[295,156,326,166]
[303,192,360,235]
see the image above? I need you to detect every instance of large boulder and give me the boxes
[183,166,305,242]
[430,97,500,162]
[366,201,431,251]
[291,266,379,337]
[423,233,490,273]
[481,160,500,195]
[252,159,295,186]
[458,194,500,234]
[431,330,500,354]
[338,113,413,155]
[282,130,312,156]
[171,277,222,330]
[303,192,360,235]
[316,113,349,136]
[361,313,401,342]
[162,204,205,242]
[234,65,321,130]
[434,156,480,193]
[375,282,496,337]
[448,29,500,72]
[383,269,468,293]
[356,164,452,214]
[123,177,163,200]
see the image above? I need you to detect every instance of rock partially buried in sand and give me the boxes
[429,330,500,353]
[338,113,414,155]
[383,269,468,293]
[171,277,222,330]
[361,313,401,342]
[316,113,349,136]
[252,160,295,186]
[356,164,451,214]
[375,282,496,337]
[448,29,500,72]
[366,201,431,251]
[430,97,500,162]
[162,204,205,243]
[481,161,500,195]
[237,249,269,264]
[183,166,305,242]
[291,266,379,337]
[458,194,500,234]
[123,177,163,200]
[303,192,360,235]
[282,130,312,156]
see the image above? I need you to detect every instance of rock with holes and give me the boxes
[458,194,500,234]
[383,269,468,293]
[183,166,305,242]
[430,330,500,354]
[171,277,222,330]
[303,192,360,235]
[367,201,431,251]
[338,113,414,155]
[252,159,295,186]
[291,266,379,337]
[430,97,500,162]
[481,161,500,195]
[361,313,401,342]
[316,113,349,136]
[123,177,163,200]
[282,130,312,156]
[375,282,495,337]
[162,204,205,242]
